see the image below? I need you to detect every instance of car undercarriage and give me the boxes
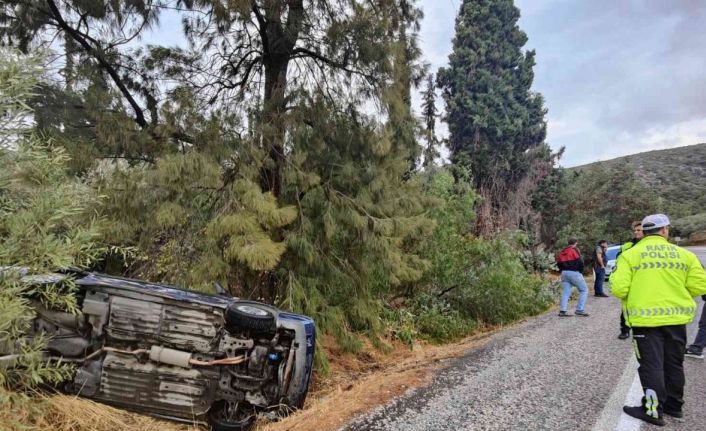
[2,271,315,430]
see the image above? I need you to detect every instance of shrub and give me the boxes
[672,212,706,238]
[519,249,558,273]
[401,169,554,335]
[448,236,554,325]
[413,293,477,343]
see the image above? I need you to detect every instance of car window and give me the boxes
[605,246,621,261]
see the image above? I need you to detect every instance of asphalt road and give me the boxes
[341,246,706,431]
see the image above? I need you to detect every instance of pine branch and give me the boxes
[44,0,147,128]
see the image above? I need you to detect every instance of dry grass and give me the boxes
[0,390,201,431]
[37,395,200,431]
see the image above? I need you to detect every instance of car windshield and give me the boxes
[605,246,621,261]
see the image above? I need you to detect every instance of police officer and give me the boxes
[611,214,706,426]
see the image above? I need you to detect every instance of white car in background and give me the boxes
[604,244,622,280]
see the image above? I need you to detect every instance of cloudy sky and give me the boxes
[419,0,706,166]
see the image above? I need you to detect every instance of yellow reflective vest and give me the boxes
[611,235,706,327]
[621,241,635,253]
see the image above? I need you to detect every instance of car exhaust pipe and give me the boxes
[149,345,193,368]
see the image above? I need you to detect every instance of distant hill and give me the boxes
[570,143,706,219]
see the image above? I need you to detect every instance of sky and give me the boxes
[418,0,706,167]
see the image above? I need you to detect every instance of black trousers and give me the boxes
[620,311,629,334]
[632,325,687,417]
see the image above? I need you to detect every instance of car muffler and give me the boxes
[149,345,192,368]
[148,345,248,368]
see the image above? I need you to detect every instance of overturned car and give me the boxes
[2,270,315,430]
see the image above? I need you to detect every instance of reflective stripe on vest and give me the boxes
[625,307,697,317]
[632,261,689,271]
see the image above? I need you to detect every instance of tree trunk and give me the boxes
[254,0,304,300]
[260,57,289,199]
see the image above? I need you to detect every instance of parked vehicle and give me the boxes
[604,245,622,280]
[1,269,315,430]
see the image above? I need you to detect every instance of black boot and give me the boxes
[663,408,683,418]
[623,406,665,426]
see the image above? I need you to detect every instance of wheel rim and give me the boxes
[236,305,269,316]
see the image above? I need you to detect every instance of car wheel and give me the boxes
[208,401,255,431]
[225,301,276,333]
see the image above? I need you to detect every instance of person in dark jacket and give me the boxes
[556,238,589,317]
[685,295,706,359]
[593,239,610,297]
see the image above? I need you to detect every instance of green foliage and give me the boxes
[278,96,435,350]
[414,168,476,294]
[447,235,554,325]
[413,293,477,343]
[0,138,103,390]
[0,51,105,392]
[518,249,558,273]
[384,169,554,341]
[0,50,41,149]
[95,151,297,293]
[548,162,657,256]
[571,143,706,219]
[672,212,706,238]
[421,73,440,168]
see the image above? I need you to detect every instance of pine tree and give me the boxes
[2,1,437,353]
[438,0,548,235]
[279,95,434,351]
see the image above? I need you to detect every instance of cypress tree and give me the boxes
[421,73,439,168]
[438,0,548,235]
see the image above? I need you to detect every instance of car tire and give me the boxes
[225,301,276,333]
[208,402,255,431]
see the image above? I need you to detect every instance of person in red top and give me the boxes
[556,238,589,317]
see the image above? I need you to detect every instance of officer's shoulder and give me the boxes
[620,241,634,252]
[621,243,641,257]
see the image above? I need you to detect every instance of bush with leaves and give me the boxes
[672,212,706,239]
[412,292,478,343]
[448,235,554,325]
[400,169,553,339]
[0,140,107,389]
[518,249,558,273]
[0,51,113,425]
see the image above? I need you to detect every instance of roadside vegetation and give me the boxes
[673,212,706,241]
[570,144,706,221]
